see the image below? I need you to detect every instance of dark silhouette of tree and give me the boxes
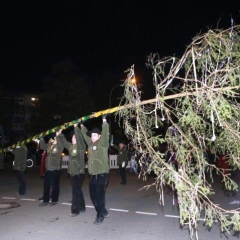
[25,59,95,136]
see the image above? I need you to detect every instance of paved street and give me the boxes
[0,164,240,240]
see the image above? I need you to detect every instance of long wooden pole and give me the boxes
[0,85,238,153]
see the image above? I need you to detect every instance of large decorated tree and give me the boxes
[117,24,240,239]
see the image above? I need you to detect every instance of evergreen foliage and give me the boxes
[117,24,240,239]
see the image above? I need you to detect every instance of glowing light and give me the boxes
[131,78,136,85]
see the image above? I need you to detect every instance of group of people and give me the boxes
[12,116,110,225]
[11,115,141,225]
[38,115,110,224]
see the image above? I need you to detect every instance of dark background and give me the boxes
[0,1,239,92]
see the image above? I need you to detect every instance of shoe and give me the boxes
[103,211,109,218]
[49,202,58,206]
[80,209,86,213]
[94,217,104,225]
[38,197,43,200]
[120,182,126,185]
[69,213,79,217]
[39,202,48,207]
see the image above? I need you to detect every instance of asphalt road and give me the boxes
[0,164,240,240]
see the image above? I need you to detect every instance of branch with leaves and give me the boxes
[116,24,240,239]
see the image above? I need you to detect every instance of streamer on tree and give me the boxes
[116,24,240,240]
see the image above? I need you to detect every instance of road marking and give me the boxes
[230,200,240,204]
[85,205,95,208]
[165,214,205,221]
[109,208,129,212]
[136,211,157,216]
[2,197,157,216]
[165,214,179,218]
[61,204,129,212]
[61,202,71,206]
[20,198,36,201]
[61,202,95,209]
[2,197,17,200]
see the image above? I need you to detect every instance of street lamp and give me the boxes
[130,77,136,85]
[109,83,122,143]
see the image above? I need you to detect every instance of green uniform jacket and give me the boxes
[112,144,128,166]
[39,138,48,151]
[58,126,86,175]
[13,145,27,171]
[45,137,64,171]
[81,122,110,175]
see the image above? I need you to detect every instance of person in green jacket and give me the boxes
[39,131,64,207]
[81,115,109,225]
[111,140,128,185]
[57,124,86,217]
[13,145,28,196]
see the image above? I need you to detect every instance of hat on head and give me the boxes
[87,128,101,137]
[118,139,126,145]
[48,137,55,143]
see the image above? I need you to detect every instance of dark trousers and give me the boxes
[17,170,26,195]
[70,173,86,214]
[119,165,127,184]
[89,173,109,218]
[43,170,60,203]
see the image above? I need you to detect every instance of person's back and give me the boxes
[12,145,27,196]
[13,146,27,171]
[111,141,128,184]
[45,138,63,171]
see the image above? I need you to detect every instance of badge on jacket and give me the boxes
[71,146,77,156]
[52,147,57,153]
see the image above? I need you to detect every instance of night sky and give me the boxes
[0,2,239,90]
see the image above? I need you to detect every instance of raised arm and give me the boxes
[39,138,48,151]
[57,132,71,151]
[111,143,119,151]
[80,124,91,145]
[56,130,65,152]
[74,125,86,150]
[100,115,110,147]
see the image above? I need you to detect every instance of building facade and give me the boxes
[2,90,40,144]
